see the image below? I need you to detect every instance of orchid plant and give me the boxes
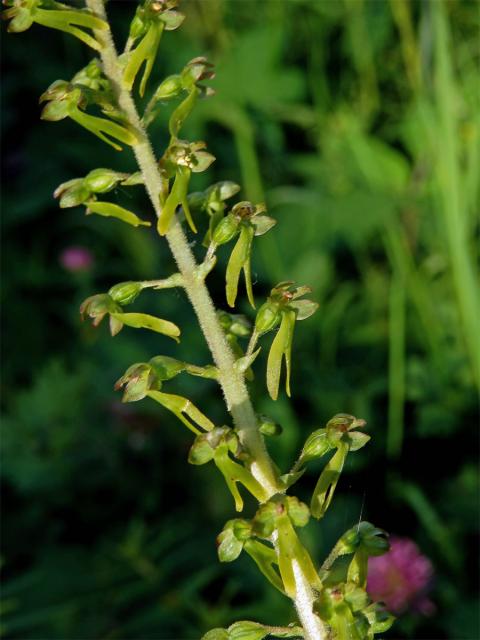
[3,1,395,638]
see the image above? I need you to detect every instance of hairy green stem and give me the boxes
[87,0,278,495]
[86,2,326,637]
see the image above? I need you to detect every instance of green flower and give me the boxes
[2,0,107,50]
[157,140,216,235]
[115,357,215,434]
[40,79,138,151]
[211,201,276,309]
[254,282,318,400]
[80,293,180,340]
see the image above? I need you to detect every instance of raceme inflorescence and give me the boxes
[3,1,395,638]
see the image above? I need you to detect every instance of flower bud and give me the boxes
[108,281,142,306]
[254,301,281,335]
[153,74,183,100]
[299,428,332,463]
[258,416,282,437]
[212,214,239,245]
[83,168,125,194]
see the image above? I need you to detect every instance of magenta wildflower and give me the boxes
[367,536,435,615]
[59,246,94,273]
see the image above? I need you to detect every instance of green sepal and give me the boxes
[310,442,349,519]
[114,363,158,402]
[226,224,255,308]
[188,426,237,465]
[110,312,180,341]
[86,201,151,227]
[216,519,251,563]
[243,539,285,594]
[54,178,90,208]
[285,496,310,528]
[266,309,295,400]
[123,21,164,96]
[80,293,121,329]
[233,348,261,376]
[147,390,214,434]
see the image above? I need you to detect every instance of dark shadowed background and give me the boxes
[1,1,479,638]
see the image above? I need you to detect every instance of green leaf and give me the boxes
[86,201,151,227]
[311,442,348,519]
[110,312,180,340]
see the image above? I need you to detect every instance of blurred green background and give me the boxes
[1,0,479,638]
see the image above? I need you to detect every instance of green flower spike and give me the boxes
[123,0,184,97]
[40,80,138,151]
[310,414,370,519]
[115,357,215,434]
[80,293,180,341]
[188,427,268,510]
[157,140,215,235]
[2,0,107,51]
[253,282,318,400]
[211,201,276,309]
